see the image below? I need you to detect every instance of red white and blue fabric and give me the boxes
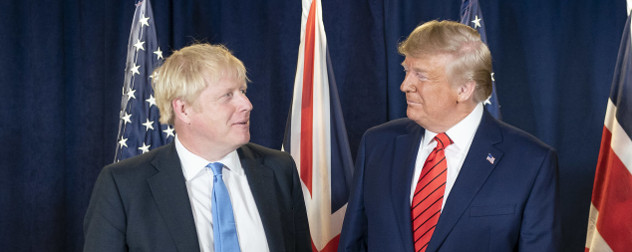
[282,0,353,251]
[585,5,632,252]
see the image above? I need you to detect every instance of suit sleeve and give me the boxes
[338,135,368,252]
[289,155,313,252]
[518,150,561,251]
[83,166,128,252]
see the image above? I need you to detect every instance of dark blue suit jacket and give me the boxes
[83,142,311,252]
[339,112,561,252]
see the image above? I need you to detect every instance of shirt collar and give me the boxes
[175,135,244,181]
[422,103,484,150]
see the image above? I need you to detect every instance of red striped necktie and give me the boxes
[411,133,452,252]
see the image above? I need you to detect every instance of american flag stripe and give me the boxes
[585,8,632,252]
[283,0,353,251]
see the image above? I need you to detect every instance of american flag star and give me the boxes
[114,0,173,162]
[460,0,502,120]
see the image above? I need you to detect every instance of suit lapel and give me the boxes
[427,112,504,252]
[237,144,283,251]
[147,143,201,252]
[391,123,424,252]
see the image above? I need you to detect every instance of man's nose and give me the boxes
[400,73,414,93]
[238,93,253,112]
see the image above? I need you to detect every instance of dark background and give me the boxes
[0,0,625,251]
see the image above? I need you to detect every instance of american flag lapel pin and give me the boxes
[486,153,495,164]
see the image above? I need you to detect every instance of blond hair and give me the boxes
[152,43,248,125]
[398,20,492,102]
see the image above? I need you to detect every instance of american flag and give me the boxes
[282,0,354,251]
[486,153,495,164]
[460,0,502,119]
[585,7,632,252]
[114,0,173,162]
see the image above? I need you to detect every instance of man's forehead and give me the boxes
[204,73,247,86]
[401,56,429,70]
[403,54,450,67]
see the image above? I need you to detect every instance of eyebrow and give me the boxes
[401,61,411,69]
[402,62,426,74]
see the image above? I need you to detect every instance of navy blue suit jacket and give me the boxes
[83,142,311,252]
[339,112,561,252]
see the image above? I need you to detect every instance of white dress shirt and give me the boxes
[409,103,484,209]
[175,136,270,252]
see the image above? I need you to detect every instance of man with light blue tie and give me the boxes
[338,20,561,252]
[84,43,311,252]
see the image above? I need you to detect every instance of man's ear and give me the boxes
[172,98,191,124]
[457,80,476,103]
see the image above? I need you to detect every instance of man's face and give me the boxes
[186,76,253,154]
[400,54,461,132]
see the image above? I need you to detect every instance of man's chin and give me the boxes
[237,134,250,146]
[407,113,429,128]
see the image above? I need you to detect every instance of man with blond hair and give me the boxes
[339,20,560,252]
[84,43,311,252]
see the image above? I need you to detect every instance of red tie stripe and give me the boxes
[411,133,452,252]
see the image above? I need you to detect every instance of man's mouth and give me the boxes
[233,120,249,126]
[407,100,421,105]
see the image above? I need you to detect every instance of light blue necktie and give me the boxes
[208,162,241,252]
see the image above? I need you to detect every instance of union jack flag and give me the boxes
[585,7,632,252]
[282,0,354,250]
[114,0,173,162]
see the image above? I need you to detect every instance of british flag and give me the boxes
[585,7,632,252]
[282,0,354,251]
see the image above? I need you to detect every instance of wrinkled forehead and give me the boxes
[402,53,453,70]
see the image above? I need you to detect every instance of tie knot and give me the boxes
[434,133,452,149]
[207,162,225,176]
